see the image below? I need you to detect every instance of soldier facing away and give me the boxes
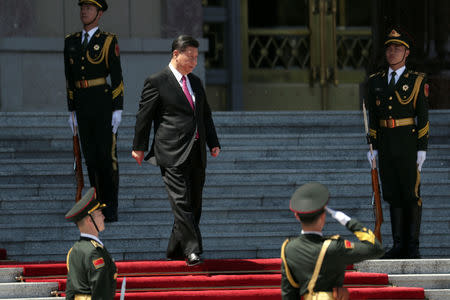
[64,0,124,222]
[281,182,384,300]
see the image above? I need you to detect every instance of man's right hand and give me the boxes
[333,287,349,300]
[325,207,351,226]
[68,112,78,135]
[132,150,144,166]
[366,150,378,167]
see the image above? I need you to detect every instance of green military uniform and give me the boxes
[64,0,123,221]
[281,219,384,299]
[65,188,117,300]
[66,237,117,300]
[281,182,384,299]
[367,28,429,258]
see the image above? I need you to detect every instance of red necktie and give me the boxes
[182,75,195,110]
[181,75,198,139]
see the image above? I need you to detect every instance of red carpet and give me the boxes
[2,258,425,299]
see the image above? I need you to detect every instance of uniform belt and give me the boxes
[302,291,334,300]
[379,118,414,128]
[75,77,106,89]
[74,295,91,300]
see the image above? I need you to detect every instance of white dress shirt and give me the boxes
[388,65,406,85]
[169,63,196,105]
[81,26,99,44]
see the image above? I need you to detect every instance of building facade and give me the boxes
[0,0,448,112]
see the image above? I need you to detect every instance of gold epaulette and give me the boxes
[65,32,79,39]
[90,240,104,249]
[101,31,117,38]
[328,234,340,240]
[408,70,426,77]
[369,71,382,78]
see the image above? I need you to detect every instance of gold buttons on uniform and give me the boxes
[412,129,416,132]
[81,57,85,61]
[388,116,392,119]
[105,89,108,93]
[388,105,392,110]
[81,66,85,70]
[389,96,393,100]
[81,76,85,79]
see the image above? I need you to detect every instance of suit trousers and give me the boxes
[161,141,205,259]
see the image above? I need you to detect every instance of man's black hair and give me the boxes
[171,35,199,53]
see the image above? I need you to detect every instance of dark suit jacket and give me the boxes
[133,67,220,168]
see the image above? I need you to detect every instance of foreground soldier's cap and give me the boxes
[65,188,106,223]
[384,27,411,49]
[78,0,108,11]
[290,182,329,217]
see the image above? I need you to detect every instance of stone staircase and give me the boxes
[0,267,62,300]
[0,111,449,262]
[356,259,450,300]
[0,110,449,299]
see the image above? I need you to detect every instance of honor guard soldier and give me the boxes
[65,188,117,300]
[366,27,429,258]
[64,0,124,222]
[281,182,384,300]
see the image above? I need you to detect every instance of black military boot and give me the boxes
[407,202,422,258]
[382,206,406,259]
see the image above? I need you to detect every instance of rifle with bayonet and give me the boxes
[72,112,84,202]
[362,101,383,244]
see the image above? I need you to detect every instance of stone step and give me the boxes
[0,268,21,283]
[0,178,450,200]
[355,259,450,274]
[1,192,448,212]
[1,134,450,157]
[3,229,449,262]
[0,167,448,185]
[1,202,449,223]
[1,217,448,241]
[1,110,448,124]
[424,289,450,300]
[389,274,450,289]
[0,282,58,298]
[0,180,448,199]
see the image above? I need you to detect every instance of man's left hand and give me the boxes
[211,147,220,157]
[112,110,123,134]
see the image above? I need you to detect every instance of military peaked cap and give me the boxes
[384,27,411,49]
[290,182,329,217]
[65,188,106,223]
[78,0,108,11]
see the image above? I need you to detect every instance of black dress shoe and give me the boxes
[186,253,203,266]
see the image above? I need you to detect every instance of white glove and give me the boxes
[367,150,378,167]
[417,151,426,172]
[325,207,351,226]
[68,112,78,135]
[112,110,122,134]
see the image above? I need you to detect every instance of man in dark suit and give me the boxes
[132,35,221,266]
[367,27,429,259]
[64,0,124,222]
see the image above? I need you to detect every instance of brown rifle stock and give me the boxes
[72,113,84,202]
[363,102,383,244]
[371,167,383,243]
